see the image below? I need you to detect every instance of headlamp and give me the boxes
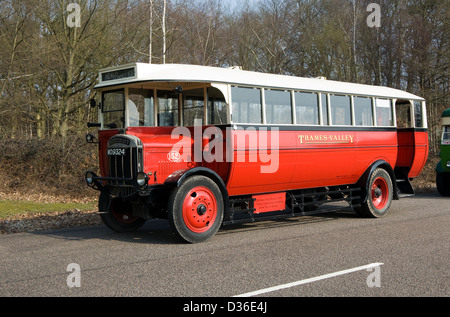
[85,171,95,185]
[136,172,148,188]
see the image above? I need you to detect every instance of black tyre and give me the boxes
[99,192,146,233]
[436,173,450,197]
[168,175,224,243]
[354,168,393,218]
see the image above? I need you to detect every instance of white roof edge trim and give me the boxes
[94,63,425,101]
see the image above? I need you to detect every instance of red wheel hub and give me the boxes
[371,177,389,209]
[182,186,218,233]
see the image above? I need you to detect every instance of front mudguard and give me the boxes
[164,167,230,217]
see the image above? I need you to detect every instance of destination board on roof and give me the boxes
[101,67,135,82]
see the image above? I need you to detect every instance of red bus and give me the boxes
[85,63,429,243]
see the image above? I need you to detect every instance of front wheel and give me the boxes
[168,175,224,243]
[354,168,393,218]
[99,192,146,233]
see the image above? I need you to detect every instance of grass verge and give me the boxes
[0,200,96,219]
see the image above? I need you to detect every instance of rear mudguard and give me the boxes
[357,160,399,203]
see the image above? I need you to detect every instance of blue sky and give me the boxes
[228,0,260,9]
[201,0,262,12]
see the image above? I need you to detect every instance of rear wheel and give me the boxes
[99,192,146,233]
[355,168,393,218]
[436,172,450,196]
[168,175,224,243]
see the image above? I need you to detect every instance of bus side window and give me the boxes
[414,101,423,128]
[330,94,351,125]
[231,86,262,124]
[265,89,292,124]
[354,96,374,126]
[295,91,319,125]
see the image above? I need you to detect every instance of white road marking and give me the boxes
[234,262,384,297]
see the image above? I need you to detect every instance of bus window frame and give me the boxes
[128,88,156,127]
[412,100,427,129]
[329,94,352,126]
[264,88,293,125]
[293,90,320,126]
[101,88,126,129]
[376,98,395,127]
[99,82,425,131]
[102,88,125,113]
[353,95,375,127]
[230,85,263,124]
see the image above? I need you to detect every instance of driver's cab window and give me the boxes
[102,89,125,129]
[183,88,205,126]
[158,91,179,127]
[123,85,228,127]
[396,100,412,128]
[208,87,228,125]
[128,89,154,127]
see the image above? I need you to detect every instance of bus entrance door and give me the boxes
[395,100,415,195]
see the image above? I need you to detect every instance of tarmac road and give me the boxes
[0,192,448,300]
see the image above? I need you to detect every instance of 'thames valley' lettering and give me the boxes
[298,134,354,144]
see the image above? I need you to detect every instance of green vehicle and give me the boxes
[436,109,450,196]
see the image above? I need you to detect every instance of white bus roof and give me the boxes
[95,63,424,101]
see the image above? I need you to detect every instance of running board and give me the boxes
[396,178,415,197]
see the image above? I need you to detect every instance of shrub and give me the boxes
[0,135,98,197]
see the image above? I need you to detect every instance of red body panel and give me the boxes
[128,127,198,185]
[396,129,429,178]
[98,126,428,197]
[99,127,231,185]
[226,129,398,196]
[411,131,429,178]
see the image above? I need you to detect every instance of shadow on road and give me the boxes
[31,218,180,245]
[408,191,448,199]
[29,192,446,244]
[31,206,354,244]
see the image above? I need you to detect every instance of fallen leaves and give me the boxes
[0,208,102,235]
